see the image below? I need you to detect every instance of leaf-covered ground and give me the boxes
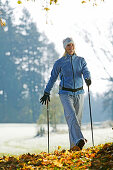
[0,142,113,170]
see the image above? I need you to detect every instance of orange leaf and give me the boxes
[44,7,50,11]
[58,146,61,150]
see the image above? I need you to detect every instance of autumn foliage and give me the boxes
[0,0,105,28]
[0,18,6,27]
[0,142,113,169]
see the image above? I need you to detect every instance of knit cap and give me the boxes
[63,37,74,49]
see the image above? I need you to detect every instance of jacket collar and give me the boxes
[64,53,77,59]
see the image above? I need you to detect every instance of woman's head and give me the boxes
[63,37,75,55]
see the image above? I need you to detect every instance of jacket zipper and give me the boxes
[71,56,75,89]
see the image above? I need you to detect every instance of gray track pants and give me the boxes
[59,93,84,149]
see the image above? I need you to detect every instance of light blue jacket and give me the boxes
[44,53,91,95]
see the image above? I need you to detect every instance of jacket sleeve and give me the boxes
[44,60,61,94]
[81,58,91,80]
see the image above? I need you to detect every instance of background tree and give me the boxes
[0,1,23,122]
[102,21,113,120]
[37,88,65,131]
[78,25,113,122]
[15,8,59,122]
[103,78,113,120]
[0,1,59,123]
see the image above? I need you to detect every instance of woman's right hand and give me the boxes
[40,92,50,105]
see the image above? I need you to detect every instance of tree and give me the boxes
[0,0,106,29]
[78,23,113,121]
[0,1,24,122]
[102,20,113,120]
[37,88,65,131]
[15,8,59,122]
[0,1,59,122]
[103,78,113,120]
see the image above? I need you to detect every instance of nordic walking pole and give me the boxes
[47,99,49,153]
[88,86,94,147]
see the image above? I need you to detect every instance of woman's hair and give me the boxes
[63,51,77,57]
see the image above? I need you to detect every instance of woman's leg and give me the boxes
[73,94,84,127]
[59,94,84,149]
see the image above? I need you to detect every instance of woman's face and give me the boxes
[65,43,75,55]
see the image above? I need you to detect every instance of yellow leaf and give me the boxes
[17,1,22,4]
[53,160,63,167]
[54,0,58,4]
[50,0,53,5]
[44,7,50,11]
[3,22,6,26]
[81,1,86,3]
[0,18,6,27]
[50,0,58,5]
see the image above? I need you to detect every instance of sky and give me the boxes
[5,0,113,95]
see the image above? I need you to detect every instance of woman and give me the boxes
[40,37,91,150]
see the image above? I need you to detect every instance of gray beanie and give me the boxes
[63,37,74,49]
